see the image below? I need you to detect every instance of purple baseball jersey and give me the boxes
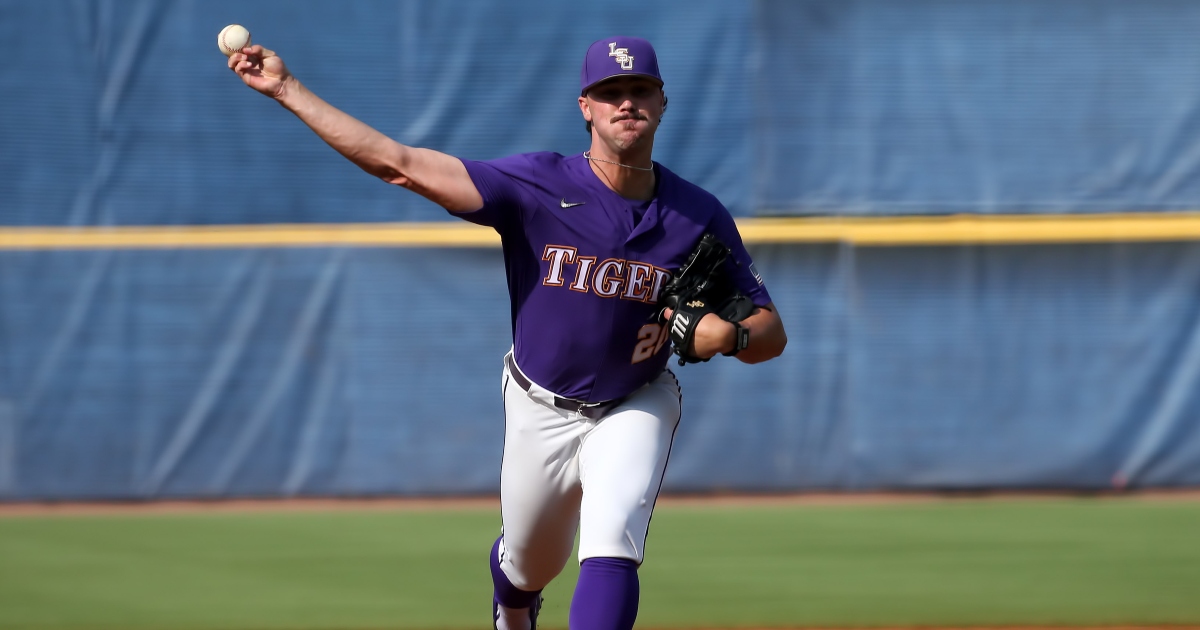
[459,152,771,403]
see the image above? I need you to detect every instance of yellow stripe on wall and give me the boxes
[0,222,501,250]
[5,213,1200,250]
[737,213,1200,245]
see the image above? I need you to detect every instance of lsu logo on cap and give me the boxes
[608,43,634,70]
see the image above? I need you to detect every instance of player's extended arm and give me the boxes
[665,302,787,364]
[227,46,484,213]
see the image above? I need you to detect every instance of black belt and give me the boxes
[505,355,626,420]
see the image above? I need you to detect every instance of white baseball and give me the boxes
[218,24,252,57]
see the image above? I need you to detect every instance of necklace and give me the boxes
[583,150,654,172]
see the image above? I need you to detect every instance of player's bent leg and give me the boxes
[569,557,640,630]
[491,536,543,630]
[492,535,542,608]
[495,354,588,592]
[577,370,681,563]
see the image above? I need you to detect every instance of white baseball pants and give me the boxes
[496,352,681,592]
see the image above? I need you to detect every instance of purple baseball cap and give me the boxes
[580,36,663,96]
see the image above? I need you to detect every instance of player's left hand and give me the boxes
[661,307,735,360]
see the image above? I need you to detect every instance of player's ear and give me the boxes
[578,96,592,122]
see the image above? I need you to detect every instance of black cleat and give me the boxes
[493,595,543,630]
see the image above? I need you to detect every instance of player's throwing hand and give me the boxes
[228,45,290,99]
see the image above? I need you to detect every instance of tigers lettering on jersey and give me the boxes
[542,245,672,303]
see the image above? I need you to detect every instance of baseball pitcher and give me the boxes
[228,35,787,630]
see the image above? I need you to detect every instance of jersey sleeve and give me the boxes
[456,156,530,229]
[708,207,773,307]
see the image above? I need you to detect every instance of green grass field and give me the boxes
[1,497,1198,629]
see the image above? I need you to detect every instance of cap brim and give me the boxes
[581,73,664,96]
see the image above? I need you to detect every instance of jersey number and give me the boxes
[632,323,671,364]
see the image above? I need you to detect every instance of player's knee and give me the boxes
[578,514,648,563]
[501,544,569,591]
[577,532,644,565]
[503,558,561,591]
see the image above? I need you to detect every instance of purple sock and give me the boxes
[490,536,541,609]
[569,557,640,630]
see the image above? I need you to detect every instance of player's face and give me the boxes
[580,76,665,152]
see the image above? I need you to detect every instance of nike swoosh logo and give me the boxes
[560,199,586,208]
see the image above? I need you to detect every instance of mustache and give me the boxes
[611,113,649,123]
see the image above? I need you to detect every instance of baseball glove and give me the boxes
[658,233,755,365]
